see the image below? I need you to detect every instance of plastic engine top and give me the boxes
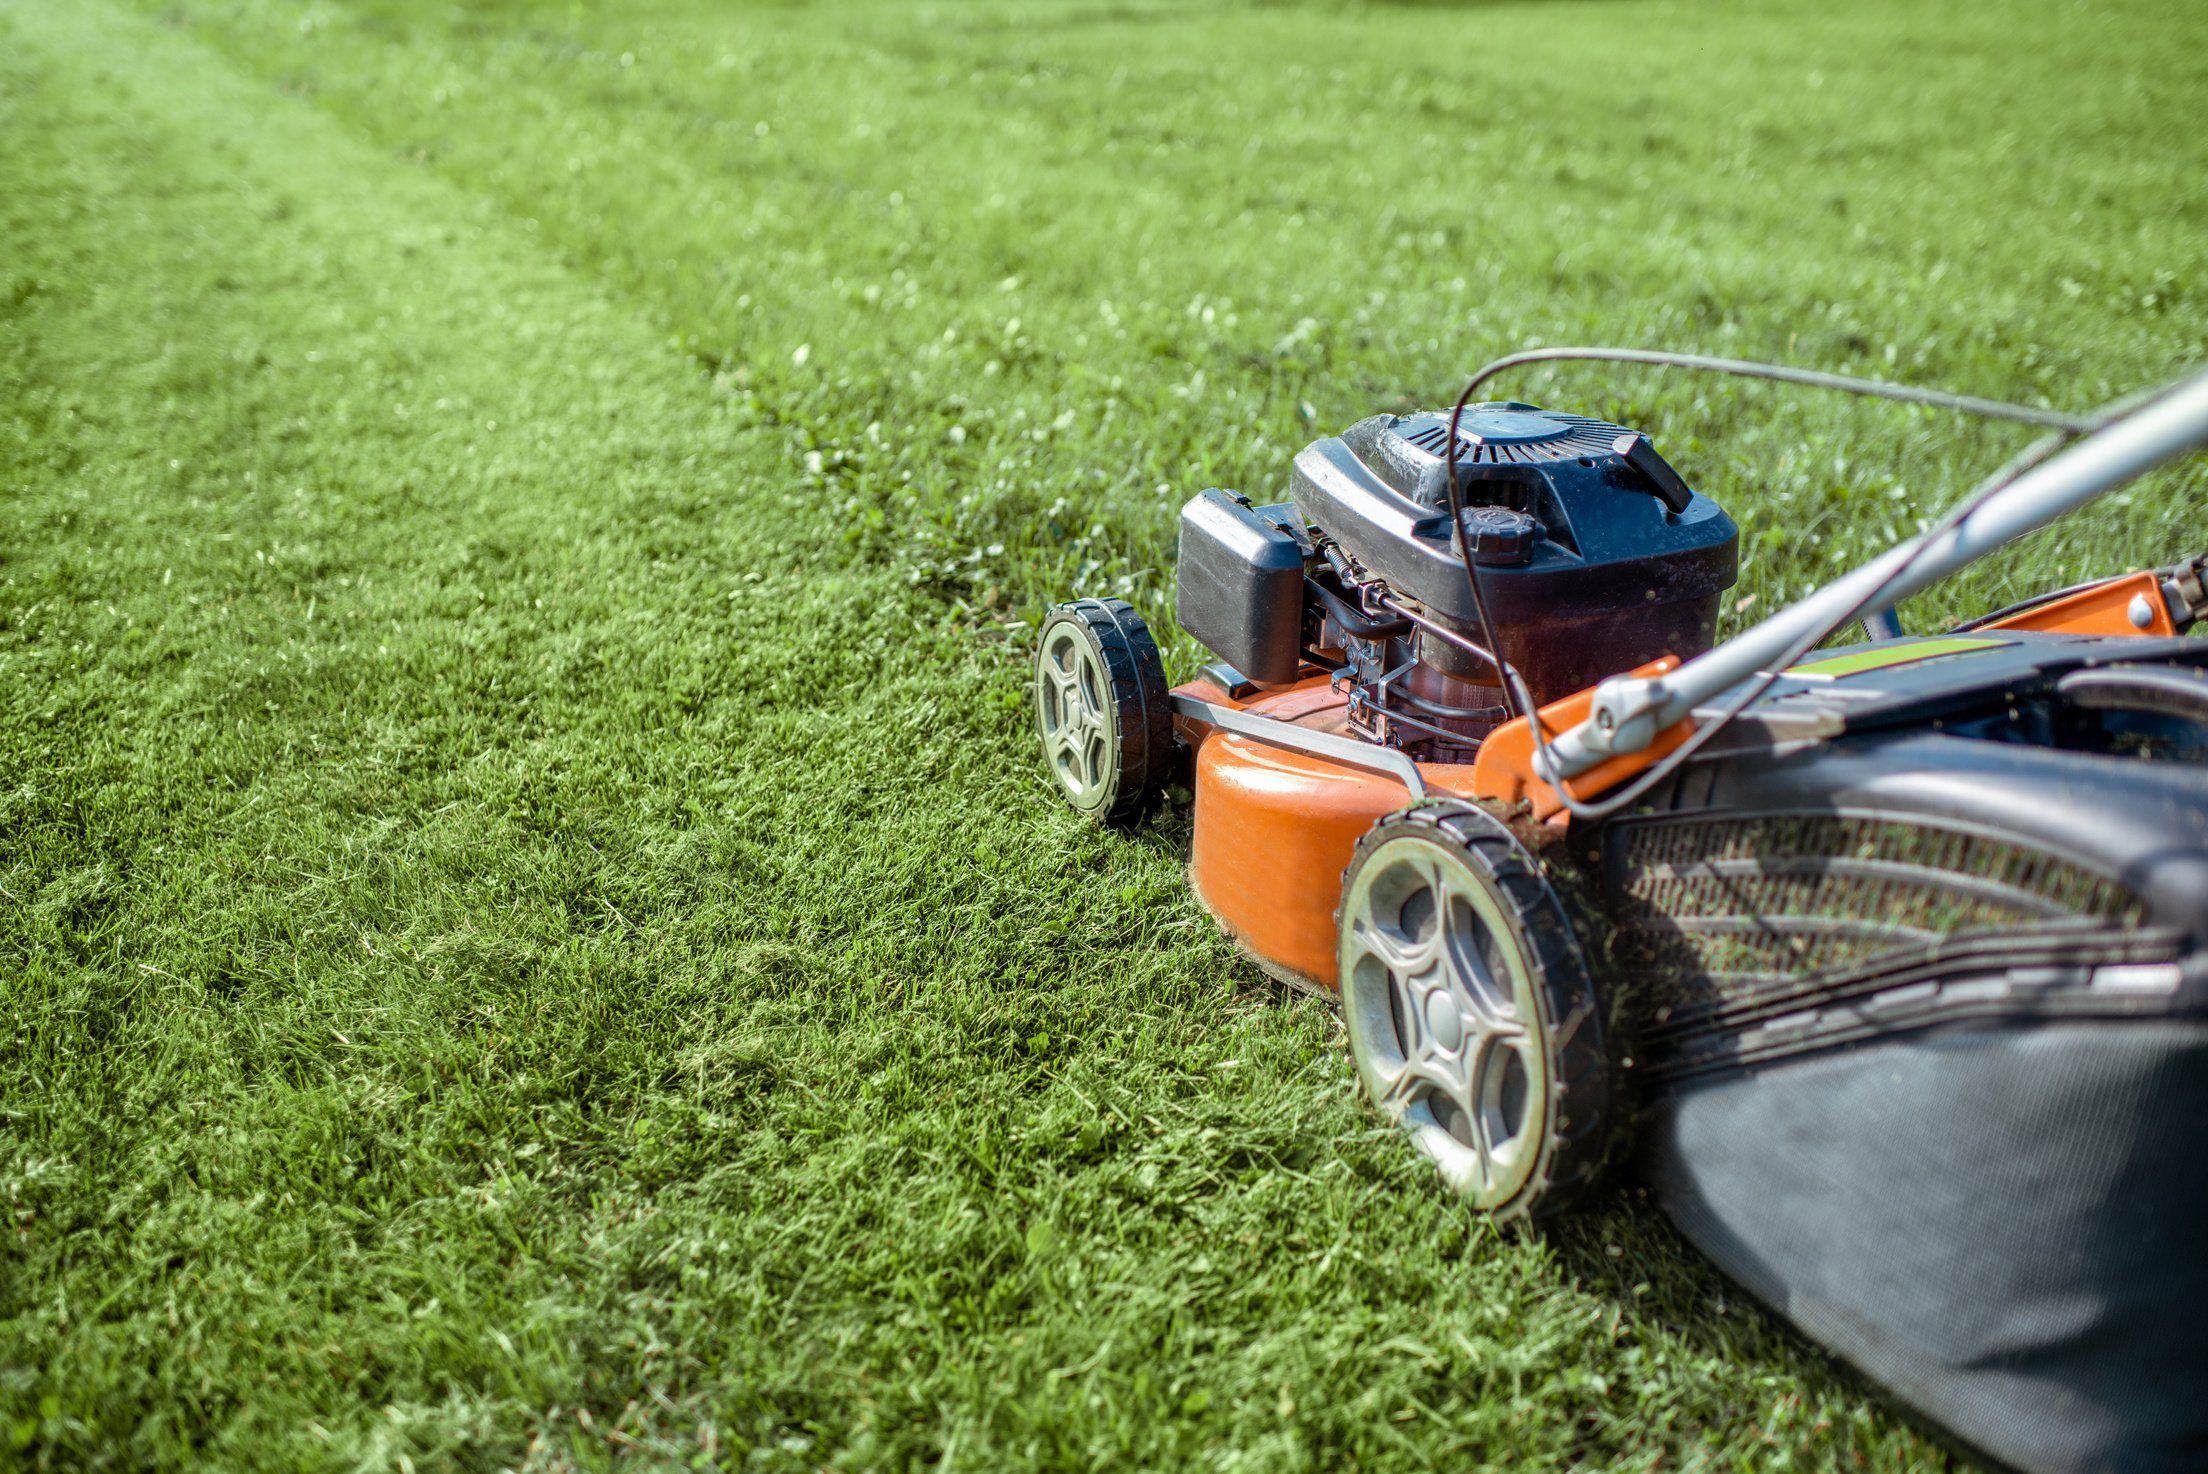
[1289,403,1741,700]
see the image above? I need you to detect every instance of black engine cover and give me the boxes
[1290,403,1739,702]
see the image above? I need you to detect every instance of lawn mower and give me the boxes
[1031,349,2208,1474]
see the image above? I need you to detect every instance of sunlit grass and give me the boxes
[3,0,2202,1467]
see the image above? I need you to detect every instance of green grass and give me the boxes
[2,0,2203,1468]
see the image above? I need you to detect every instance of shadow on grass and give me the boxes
[1543,1183,1981,1467]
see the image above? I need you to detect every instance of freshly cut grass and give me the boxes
[2,0,2202,1469]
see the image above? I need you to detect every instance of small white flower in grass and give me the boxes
[947,425,966,445]
[791,343,810,366]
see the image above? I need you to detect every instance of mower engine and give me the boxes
[1176,403,1739,760]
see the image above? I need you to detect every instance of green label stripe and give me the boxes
[1788,636,2011,679]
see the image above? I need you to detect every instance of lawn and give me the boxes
[2,0,2203,1468]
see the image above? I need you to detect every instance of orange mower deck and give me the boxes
[1176,674,1481,991]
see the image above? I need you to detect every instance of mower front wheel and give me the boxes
[1336,801,1615,1221]
[1034,598,1173,826]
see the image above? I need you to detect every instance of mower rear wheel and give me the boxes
[1034,598,1172,826]
[1336,801,1613,1221]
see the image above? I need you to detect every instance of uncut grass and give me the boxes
[3,0,2204,1469]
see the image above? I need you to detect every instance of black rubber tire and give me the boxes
[1336,799,1617,1222]
[1034,598,1173,827]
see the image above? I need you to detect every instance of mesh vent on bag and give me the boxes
[1612,814,2145,1024]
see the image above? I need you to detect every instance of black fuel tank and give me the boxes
[1174,489,1310,685]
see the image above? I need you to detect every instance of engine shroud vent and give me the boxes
[1393,405,1631,466]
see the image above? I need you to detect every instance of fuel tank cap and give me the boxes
[1461,505,1540,565]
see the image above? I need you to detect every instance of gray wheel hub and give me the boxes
[1339,833,1549,1210]
[1036,623,1115,809]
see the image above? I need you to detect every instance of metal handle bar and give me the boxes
[1170,693,1426,800]
[1537,365,2208,782]
[2057,665,2208,723]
